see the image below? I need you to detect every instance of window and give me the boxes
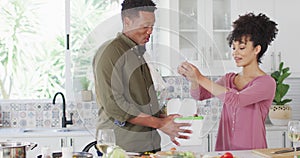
[0,0,121,100]
[70,0,121,102]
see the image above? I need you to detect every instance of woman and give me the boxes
[177,13,278,151]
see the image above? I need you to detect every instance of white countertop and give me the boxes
[0,124,286,139]
[0,127,96,138]
[203,150,264,158]
[265,123,288,131]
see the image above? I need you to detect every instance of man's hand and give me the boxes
[128,113,192,146]
[158,114,192,146]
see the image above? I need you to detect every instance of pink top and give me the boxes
[191,73,276,151]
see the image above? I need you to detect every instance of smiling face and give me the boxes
[123,11,155,45]
[231,36,261,67]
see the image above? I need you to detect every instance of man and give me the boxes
[93,0,191,153]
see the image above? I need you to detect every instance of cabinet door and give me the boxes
[273,0,300,77]
[209,132,218,152]
[266,130,286,148]
[176,0,236,76]
[161,0,206,76]
[209,0,240,75]
[233,0,300,76]
[156,0,235,76]
[6,136,64,158]
[207,130,287,151]
[69,135,95,153]
[155,0,208,76]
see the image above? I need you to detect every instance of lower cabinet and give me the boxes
[209,132,218,152]
[2,134,95,158]
[70,135,98,156]
[0,126,288,157]
[15,137,64,157]
[160,126,288,153]
[210,130,288,152]
[266,130,287,148]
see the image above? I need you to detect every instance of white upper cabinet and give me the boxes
[273,0,300,77]
[232,0,300,77]
[154,0,299,77]
[154,0,239,76]
[210,0,240,75]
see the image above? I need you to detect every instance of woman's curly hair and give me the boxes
[121,0,156,20]
[227,13,278,64]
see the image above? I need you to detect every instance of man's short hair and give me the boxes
[121,0,157,19]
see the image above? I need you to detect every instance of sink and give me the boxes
[21,128,87,133]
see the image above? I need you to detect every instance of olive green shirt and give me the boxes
[93,33,161,153]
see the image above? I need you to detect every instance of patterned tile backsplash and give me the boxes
[0,76,221,129]
[0,101,99,129]
[1,76,298,129]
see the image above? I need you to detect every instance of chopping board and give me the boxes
[252,148,300,157]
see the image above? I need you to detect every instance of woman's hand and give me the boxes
[178,61,227,96]
[177,61,204,83]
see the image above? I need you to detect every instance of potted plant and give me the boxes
[80,77,93,102]
[268,61,293,126]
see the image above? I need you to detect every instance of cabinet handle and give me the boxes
[209,46,212,64]
[207,134,210,152]
[271,51,275,72]
[60,138,68,147]
[278,51,281,64]
[282,131,286,148]
[60,138,64,147]
[70,138,73,147]
[200,47,205,67]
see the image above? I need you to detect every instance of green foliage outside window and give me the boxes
[0,0,118,99]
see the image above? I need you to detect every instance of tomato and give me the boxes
[170,147,177,151]
[221,152,233,158]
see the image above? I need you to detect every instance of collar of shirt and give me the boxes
[117,32,146,57]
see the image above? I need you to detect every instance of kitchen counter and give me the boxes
[0,123,286,137]
[0,124,287,141]
[159,123,289,154]
[207,123,287,132]
[203,150,263,158]
[265,123,287,131]
[204,147,300,158]
[0,127,97,158]
[175,146,296,158]
[0,126,291,158]
[0,127,96,138]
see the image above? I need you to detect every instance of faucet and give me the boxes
[53,92,73,128]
